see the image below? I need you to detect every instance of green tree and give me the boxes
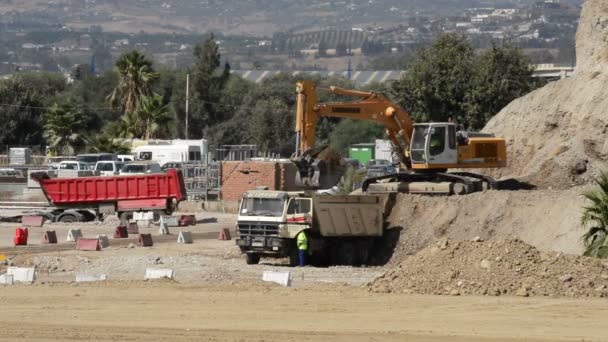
[582,171,608,258]
[134,95,174,139]
[0,73,67,146]
[87,135,131,154]
[104,110,140,139]
[190,34,231,136]
[108,50,159,114]
[391,33,474,124]
[329,120,384,155]
[464,43,537,129]
[43,102,86,156]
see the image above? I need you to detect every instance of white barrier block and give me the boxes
[96,235,110,248]
[158,221,170,235]
[145,268,174,280]
[161,215,179,227]
[0,274,14,285]
[262,271,291,287]
[133,211,154,220]
[66,229,83,242]
[7,267,36,283]
[137,219,151,228]
[177,231,193,244]
[76,274,108,282]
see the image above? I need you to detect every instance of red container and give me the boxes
[32,169,187,206]
[13,227,28,246]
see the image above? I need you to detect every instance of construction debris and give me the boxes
[369,239,608,298]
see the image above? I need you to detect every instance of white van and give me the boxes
[117,154,134,163]
[95,161,124,176]
[132,144,203,166]
[120,161,162,175]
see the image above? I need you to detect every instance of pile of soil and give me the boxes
[482,0,608,189]
[382,188,588,265]
[369,239,608,298]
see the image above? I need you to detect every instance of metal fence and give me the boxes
[174,162,220,201]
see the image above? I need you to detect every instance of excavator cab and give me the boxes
[410,123,458,169]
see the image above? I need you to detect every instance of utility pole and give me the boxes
[185,73,189,140]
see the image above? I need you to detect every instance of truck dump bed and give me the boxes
[313,195,384,237]
[31,169,187,206]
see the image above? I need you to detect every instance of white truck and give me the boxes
[235,190,385,266]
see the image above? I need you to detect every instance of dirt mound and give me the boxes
[483,0,608,188]
[383,188,588,266]
[370,239,608,298]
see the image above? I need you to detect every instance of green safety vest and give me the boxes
[296,231,308,250]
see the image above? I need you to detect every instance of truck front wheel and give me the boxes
[245,253,260,265]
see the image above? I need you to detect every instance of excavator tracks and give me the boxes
[361,171,498,195]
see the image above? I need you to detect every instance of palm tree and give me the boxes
[87,134,131,154]
[108,50,159,113]
[43,102,86,156]
[134,95,173,139]
[582,171,608,258]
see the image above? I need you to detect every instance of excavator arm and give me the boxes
[292,80,414,188]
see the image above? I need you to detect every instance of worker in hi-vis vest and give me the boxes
[296,231,308,267]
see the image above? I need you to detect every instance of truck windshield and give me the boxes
[240,197,285,217]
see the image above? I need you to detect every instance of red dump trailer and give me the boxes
[31,169,187,223]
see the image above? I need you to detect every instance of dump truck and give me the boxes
[235,189,385,266]
[30,168,187,223]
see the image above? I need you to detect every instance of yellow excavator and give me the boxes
[291,80,507,195]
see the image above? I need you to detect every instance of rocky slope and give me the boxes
[483,0,608,188]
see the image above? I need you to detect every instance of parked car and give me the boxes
[364,159,395,179]
[77,153,117,164]
[120,161,162,175]
[58,161,94,171]
[95,161,125,176]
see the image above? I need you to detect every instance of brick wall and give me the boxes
[220,160,301,202]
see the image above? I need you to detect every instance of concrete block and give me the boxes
[7,267,36,283]
[96,235,110,248]
[177,231,193,244]
[158,221,170,235]
[218,228,232,241]
[262,271,291,287]
[76,274,108,283]
[41,230,57,244]
[114,226,128,238]
[76,238,100,251]
[66,229,83,242]
[127,222,139,234]
[133,211,154,221]
[0,274,14,285]
[145,268,174,280]
[178,214,195,226]
[138,234,153,247]
[21,215,45,227]
[137,219,151,228]
[160,215,179,227]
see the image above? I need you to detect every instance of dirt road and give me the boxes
[0,282,606,342]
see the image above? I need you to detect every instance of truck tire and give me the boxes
[246,253,260,265]
[340,241,357,266]
[58,213,78,223]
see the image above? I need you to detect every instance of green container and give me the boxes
[348,143,374,165]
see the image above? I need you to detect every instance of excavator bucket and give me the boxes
[291,146,345,189]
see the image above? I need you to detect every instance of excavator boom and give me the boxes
[291,80,507,193]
